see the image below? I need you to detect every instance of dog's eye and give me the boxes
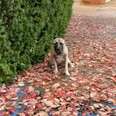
[54,43,58,48]
[54,42,58,46]
[60,43,63,46]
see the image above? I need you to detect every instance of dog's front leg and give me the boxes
[53,58,58,74]
[65,56,70,76]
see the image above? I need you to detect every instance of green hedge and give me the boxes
[0,0,72,84]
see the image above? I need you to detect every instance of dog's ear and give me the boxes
[53,38,58,44]
[60,38,65,44]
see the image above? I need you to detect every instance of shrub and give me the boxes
[0,18,15,83]
[0,0,73,84]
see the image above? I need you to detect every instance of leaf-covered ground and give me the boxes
[0,11,116,116]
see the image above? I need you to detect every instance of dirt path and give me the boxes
[73,0,116,16]
[0,1,116,116]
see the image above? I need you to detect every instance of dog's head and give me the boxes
[53,38,65,55]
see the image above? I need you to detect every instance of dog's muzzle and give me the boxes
[54,42,63,55]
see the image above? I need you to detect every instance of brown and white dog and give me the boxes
[51,38,73,76]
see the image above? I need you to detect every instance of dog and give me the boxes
[51,38,73,76]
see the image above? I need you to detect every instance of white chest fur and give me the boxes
[56,55,65,64]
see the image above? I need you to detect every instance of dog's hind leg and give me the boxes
[68,58,74,68]
[65,56,70,76]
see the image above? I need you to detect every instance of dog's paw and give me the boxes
[65,71,70,76]
[69,62,74,68]
[71,63,74,68]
